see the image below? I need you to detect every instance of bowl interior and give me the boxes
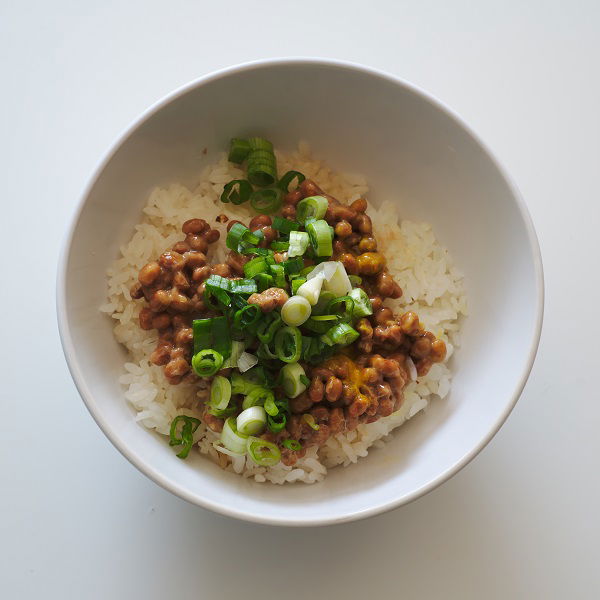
[59,61,542,525]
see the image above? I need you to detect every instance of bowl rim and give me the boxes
[56,56,544,527]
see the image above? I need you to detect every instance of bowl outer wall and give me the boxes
[56,58,544,526]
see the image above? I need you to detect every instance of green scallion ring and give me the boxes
[296,195,329,224]
[278,170,306,192]
[228,138,251,164]
[250,188,283,214]
[191,349,224,377]
[234,304,262,329]
[282,438,302,451]
[274,326,302,363]
[306,219,333,257]
[246,436,281,466]
[220,179,252,205]
[326,295,355,323]
[267,413,287,433]
[247,137,274,152]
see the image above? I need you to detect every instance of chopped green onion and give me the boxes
[247,137,274,152]
[220,179,252,205]
[250,188,283,214]
[348,275,363,286]
[254,272,274,292]
[257,342,279,361]
[244,256,268,278]
[233,304,262,329]
[291,277,306,295]
[191,349,224,377]
[207,405,238,418]
[321,322,359,347]
[326,295,355,323]
[303,316,337,334]
[299,374,310,387]
[300,265,315,277]
[296,275,325,306]
[263,395,279,417]
[256,313,282,344]
[231,372,261,395]
[312,290,336,315]
[307,219,333,257]
[281,296,312,326]
[240,246,272,256]
[247,139,277,186]
[242,387,275,410]
[272,216,300,234]
[246,436,281,466]
[267,412,286,433]
[282,439,302,451]
[223,340,245,368]
[301,336,336,364]
[237,351,258,373]
[228,138,251,164]
[192,319,212,355]
[211,316,231,359]
[221,417,248,455]
[269,264,286,288]
[296,195,329,224]
[230,279,257,295]
[274,326,302,362]
[302,413,320,431]
[283,256,304,275]
[226,222,250,251]
[288,231,310,257]
[349,287,373,318]
[281,362,308,398]
[278,170,305,192]
[209,375,232,410]
[236,406,267,436]
[169,415,201,459]
[270,241,290,252]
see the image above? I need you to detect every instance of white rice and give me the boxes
[101,143,467,484]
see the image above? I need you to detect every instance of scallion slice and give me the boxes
[281,362,308,398]
[274,326,302,363]
[307,219,333,257]
[226,222,250,251]
[242,256,266,279]
[296,275,325,306]
[296,195,329,224]
[250,188,283,214]
[267,412,287,433]
[193,318,212,355]
[326,295,355,323]
[221,417,248,455]
[349,287,373,318]
[288,231,310,257]
[230,279,257,295]
[281,296,312,327]
[282,256,304,275]
[256,313,282,344]
[228,138,251,164]
[191,349,224,377]
[270,241,290,252]
[302,413,320,431]
[272,216,300,234]
[237,351,258,373]
[254,272,274,292]
[233,304,262,329]
[348,274,363,287]
[209,375,232,410]
[220,179,252,205]
[169,415,201,459]
[269,264,286,288]
[277,170,305,192]
[291,277,306,295]
[236,406,267,436]
[246,436,281,466]
[282,439,302,451]
[211,316,231,359]
[321,323,360,347]
[223,340,245,368]
[263,395,279,417]
[242,387,275,410]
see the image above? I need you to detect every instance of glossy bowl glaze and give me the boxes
[57,58,543,526]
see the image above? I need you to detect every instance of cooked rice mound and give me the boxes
[100,143,467,484]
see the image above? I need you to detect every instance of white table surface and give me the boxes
[2,1,599,598]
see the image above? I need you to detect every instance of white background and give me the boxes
[2,1,599,598]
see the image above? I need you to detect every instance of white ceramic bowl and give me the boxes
[57,58,543,526]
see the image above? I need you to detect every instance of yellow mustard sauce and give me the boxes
[323,355,371,407]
